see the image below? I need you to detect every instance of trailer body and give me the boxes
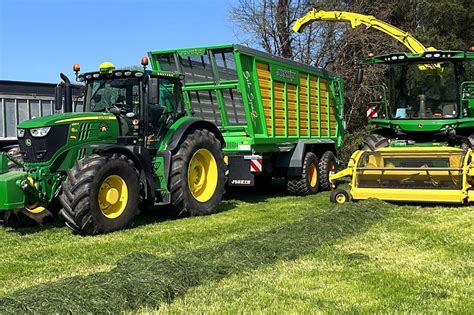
[150,44,345,187]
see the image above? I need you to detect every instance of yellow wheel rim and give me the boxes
[25,202,46,214]
[308,163,318,187]
[98,175,129,219]
[187,149,218,203]
[336,193,346,204]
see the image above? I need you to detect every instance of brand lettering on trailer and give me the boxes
[243,71,258,120]
[231,179,252,185]
[276,69,297,81]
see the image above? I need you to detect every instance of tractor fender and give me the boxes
[165,118,225,153]
[84,144,157,203]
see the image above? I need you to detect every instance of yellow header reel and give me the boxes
[330,147,474,205]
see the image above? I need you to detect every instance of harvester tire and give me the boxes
[319,151,337,191]
[330,189,350,204]
[287,152,320,196]
[363,134,388,151]
[168,129,226,217]
[59,154,140,235]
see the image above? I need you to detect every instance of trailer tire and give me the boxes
[363,134,388,151]
[168,129,226,217]
[319,151,337,191]
[287,152,320,196]
[59,154,140,235]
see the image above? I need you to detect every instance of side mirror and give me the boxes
[55,85,63,111]
[148,78,159,104]
[356,67,364,84]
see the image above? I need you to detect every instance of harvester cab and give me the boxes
[360,50,474,149]
[0,58,227,234]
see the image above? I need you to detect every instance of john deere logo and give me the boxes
[418,123,423,128]
[25,139,32,147]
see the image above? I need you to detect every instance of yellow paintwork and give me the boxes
[308,163,318,187]
[293,10,436,54]
[335,192,347,204]
[330,147,474,205]
[187,149,218,203]
[56,116,117,123]
[25,202,47,214]
[98,175,128,219]
[99,61,115,72]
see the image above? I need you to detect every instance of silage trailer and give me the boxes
[150,44,345,194]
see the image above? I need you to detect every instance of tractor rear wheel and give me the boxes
[168,129,226,217]
[363,134,388,151]
[59,154,140,235]
[287,152,320,196]
[319,151,337,191]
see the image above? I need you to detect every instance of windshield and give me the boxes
[390,61,458,119]
[86,78,140,114]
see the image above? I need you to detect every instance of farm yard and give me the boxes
[0,183,472,313]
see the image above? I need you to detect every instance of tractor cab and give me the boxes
[67,59,186,148]
[358,50,474,146]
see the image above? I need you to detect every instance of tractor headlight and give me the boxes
[30,127,51,138]
[17,128,25,138]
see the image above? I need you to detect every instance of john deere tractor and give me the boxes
[359,50,474,149]
[0,58,226,235]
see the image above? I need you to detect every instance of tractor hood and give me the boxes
[18,112,117,129]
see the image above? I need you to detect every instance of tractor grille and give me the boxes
[18,125,69,163]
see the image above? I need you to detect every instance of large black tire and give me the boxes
[319,151,337,191]
[363,134,389,151]
[168,129,226,217]
[59,154,140,235]
[287,152,320,196]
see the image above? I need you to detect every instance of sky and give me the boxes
[0,0,238,83]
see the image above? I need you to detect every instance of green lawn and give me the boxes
[0,183,472,313]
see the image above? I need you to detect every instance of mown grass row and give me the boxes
[0,186,472,313]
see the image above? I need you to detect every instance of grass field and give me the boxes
[0,183,472,313]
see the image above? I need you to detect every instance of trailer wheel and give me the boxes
[363,134,388,151]
[330,189,350,204]
[319,151,337,191]
[59,154,140,235]
[287,152,320,196]
[169,129,226,217]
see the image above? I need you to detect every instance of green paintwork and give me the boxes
[362,50,474,144]
[0,171,26,210]
[150,44,345,154]
[0,153,7,175]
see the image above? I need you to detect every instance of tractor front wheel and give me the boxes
[168,129,226,217]
[59,154,140,235]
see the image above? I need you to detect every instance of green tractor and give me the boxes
[0,58,226,235]
[359,50,474,149]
